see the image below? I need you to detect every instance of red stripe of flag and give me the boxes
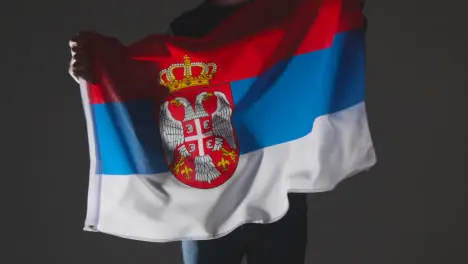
[89,0,364,104]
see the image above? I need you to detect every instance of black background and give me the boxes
[2,0,467,263]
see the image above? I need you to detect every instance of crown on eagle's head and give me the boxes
[159,55,217,92]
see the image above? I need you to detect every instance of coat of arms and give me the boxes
[158,55,239,189]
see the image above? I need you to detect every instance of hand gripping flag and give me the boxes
[78,0,376,242]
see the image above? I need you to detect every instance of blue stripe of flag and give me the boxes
[91,29,366,175]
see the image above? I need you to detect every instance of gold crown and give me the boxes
[159,55,217,92]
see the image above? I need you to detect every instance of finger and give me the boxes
[70,45,81,57]
[70,45,83,53]
[71,52,89,65]
[69,65,82,83]
[70,49,90,66]
[69,38,89,48]
[69,39,78,48]
[70,59,90,73]
[69,66,93,83]
[69,31,97,48]
[69,58,95,83]
[70,43,92,62]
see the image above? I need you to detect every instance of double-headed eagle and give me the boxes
[159,91,236,183]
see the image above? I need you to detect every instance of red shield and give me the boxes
[159,84,239,189]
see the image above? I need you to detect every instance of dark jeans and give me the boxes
[182,193,308,264]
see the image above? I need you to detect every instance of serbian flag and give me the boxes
[78,0,376,242]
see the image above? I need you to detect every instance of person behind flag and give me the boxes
[69,0,365,263]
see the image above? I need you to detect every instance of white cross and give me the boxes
[185,119,213,156]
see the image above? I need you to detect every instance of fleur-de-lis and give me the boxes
[217,158,230,171]
[174,158,185,174]
[181,165,193,179]
[221,148,237,162]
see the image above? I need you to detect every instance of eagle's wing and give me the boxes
[212,92,236,149]
[159,101,186,164]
